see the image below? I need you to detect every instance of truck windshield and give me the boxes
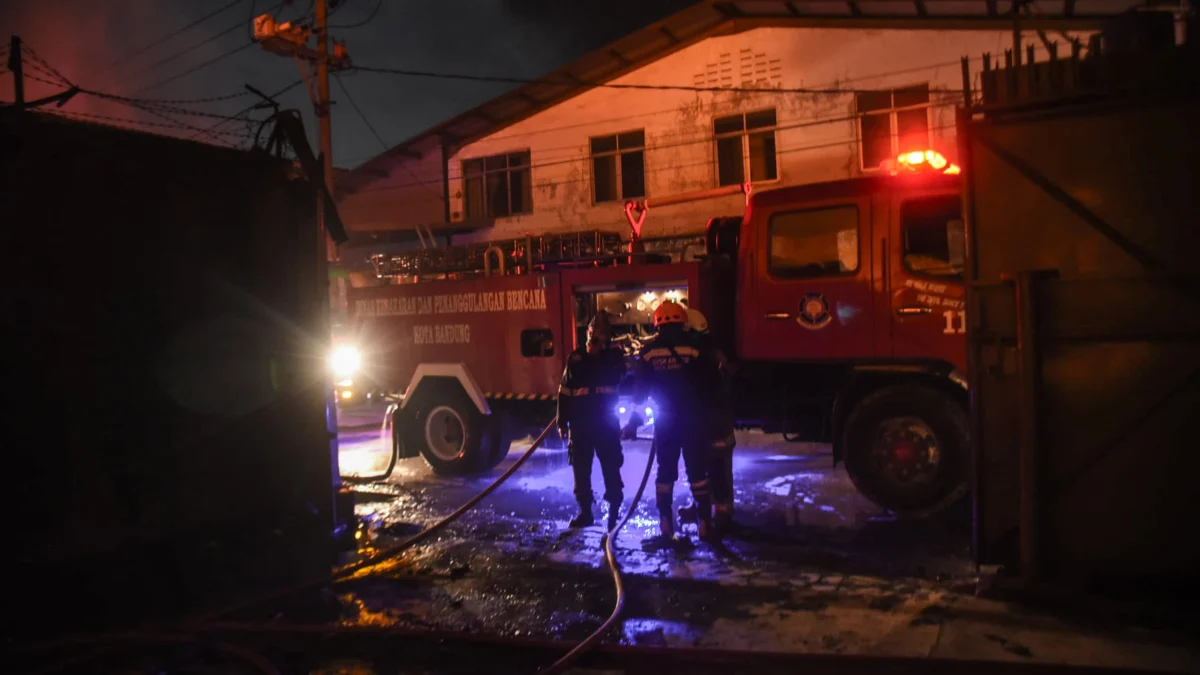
[900,195,964,279]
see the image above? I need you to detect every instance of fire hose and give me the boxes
[538,435,656,675]
[18,418,653,674]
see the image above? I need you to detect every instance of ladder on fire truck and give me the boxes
[368,183,753,281]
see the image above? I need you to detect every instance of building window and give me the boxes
[520,329,555,357]
[901,195,965,280]
[462,151,532,219]
[591,130,646,203]
[714,109,778,187]
[768,205,859,278]
[856,84,932,171]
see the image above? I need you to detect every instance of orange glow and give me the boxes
[895,149,960,175]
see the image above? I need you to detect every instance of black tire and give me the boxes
[481,414,513,470]
[841,384,969,518]
[407,388,488,476]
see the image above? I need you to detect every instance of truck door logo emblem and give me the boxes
[797,292,832,330]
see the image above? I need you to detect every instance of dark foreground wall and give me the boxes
[0,112,338,635]
[964,82,1200,589]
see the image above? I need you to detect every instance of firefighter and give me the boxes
[625,300,720,540]
[557,310,625,530]
[677,308,738,535]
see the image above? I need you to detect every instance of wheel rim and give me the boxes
[425,405,467,462]
[869,416,941,489]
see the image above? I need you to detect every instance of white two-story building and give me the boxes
[336,1,1124,267]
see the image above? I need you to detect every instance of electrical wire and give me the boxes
[334,72,446,201]
[350,63,968,96]
[86,0,246,79]
[331,0,383,29]
[350,106,963,194]
[133,37,256,95]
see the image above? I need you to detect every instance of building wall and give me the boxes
[347,26,1090,245]
[338,135,446,233]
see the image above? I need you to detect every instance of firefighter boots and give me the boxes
[569,500,595,528]
[606,501,621,531]
[656,483,675,538]
[677,502,698,524]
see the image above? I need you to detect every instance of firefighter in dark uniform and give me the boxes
[677,308,738,536]
[625,300,721,540]
[557,311,625,530]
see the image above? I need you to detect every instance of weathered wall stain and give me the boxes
[346,27,1085,243]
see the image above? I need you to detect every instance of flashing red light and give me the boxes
[888,150,961,176]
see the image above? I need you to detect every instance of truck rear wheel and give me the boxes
[409,391,488,476]
[842,385,969,517]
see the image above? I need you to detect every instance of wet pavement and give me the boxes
[252,402,1200,673]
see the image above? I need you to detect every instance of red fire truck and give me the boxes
[343,150,967,516]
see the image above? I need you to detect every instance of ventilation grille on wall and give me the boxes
[740,48,782,87]
[694,52,734,88]
[695,49,781,89]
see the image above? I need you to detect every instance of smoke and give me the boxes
[1,0,240,137]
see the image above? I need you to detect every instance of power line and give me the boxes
[331,0,383,29]
[134,40,256,95]
[348,87,960,185]
[87,0,246,79]
[349,64,966,96]
[111,90,254,105]
[352,119,962,207]
[334,71,445,201]
[333,72,386,148]
[119,22,248,91]
[351,105,963,194]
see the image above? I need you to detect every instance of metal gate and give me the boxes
[961,88,1200,586]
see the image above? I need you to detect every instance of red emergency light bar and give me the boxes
[886,149,961,175]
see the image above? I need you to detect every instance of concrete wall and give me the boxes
[346,27,1091,244]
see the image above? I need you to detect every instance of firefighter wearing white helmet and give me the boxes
[681,308,737,535]
[625,300,720,541]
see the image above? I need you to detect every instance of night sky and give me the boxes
[2,0,694,168]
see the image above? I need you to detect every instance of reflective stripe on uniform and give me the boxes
[642,346,700,360]
[594,386,619,394]
[557,386,589,396]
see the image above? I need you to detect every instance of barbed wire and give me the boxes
[40,108,254,139]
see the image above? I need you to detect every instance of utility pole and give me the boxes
[316,0,334,218]
[252,0,350,266]
[8,36,24,105]
[251,1,353,539]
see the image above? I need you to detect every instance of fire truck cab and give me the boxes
[719,155,968,515]
[344,150,970,516]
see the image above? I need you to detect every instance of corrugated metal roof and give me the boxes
[338,0,1153,193]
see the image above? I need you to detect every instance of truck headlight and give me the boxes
[330,346,362,378]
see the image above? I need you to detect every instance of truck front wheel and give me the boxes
[409,391,488,476]
[842,385,969,517]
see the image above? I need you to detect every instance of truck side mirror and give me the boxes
[947,219,966,268]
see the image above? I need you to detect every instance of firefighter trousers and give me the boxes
[654,418,709,516]
[569,426,624,506]
[709,443,735,519]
